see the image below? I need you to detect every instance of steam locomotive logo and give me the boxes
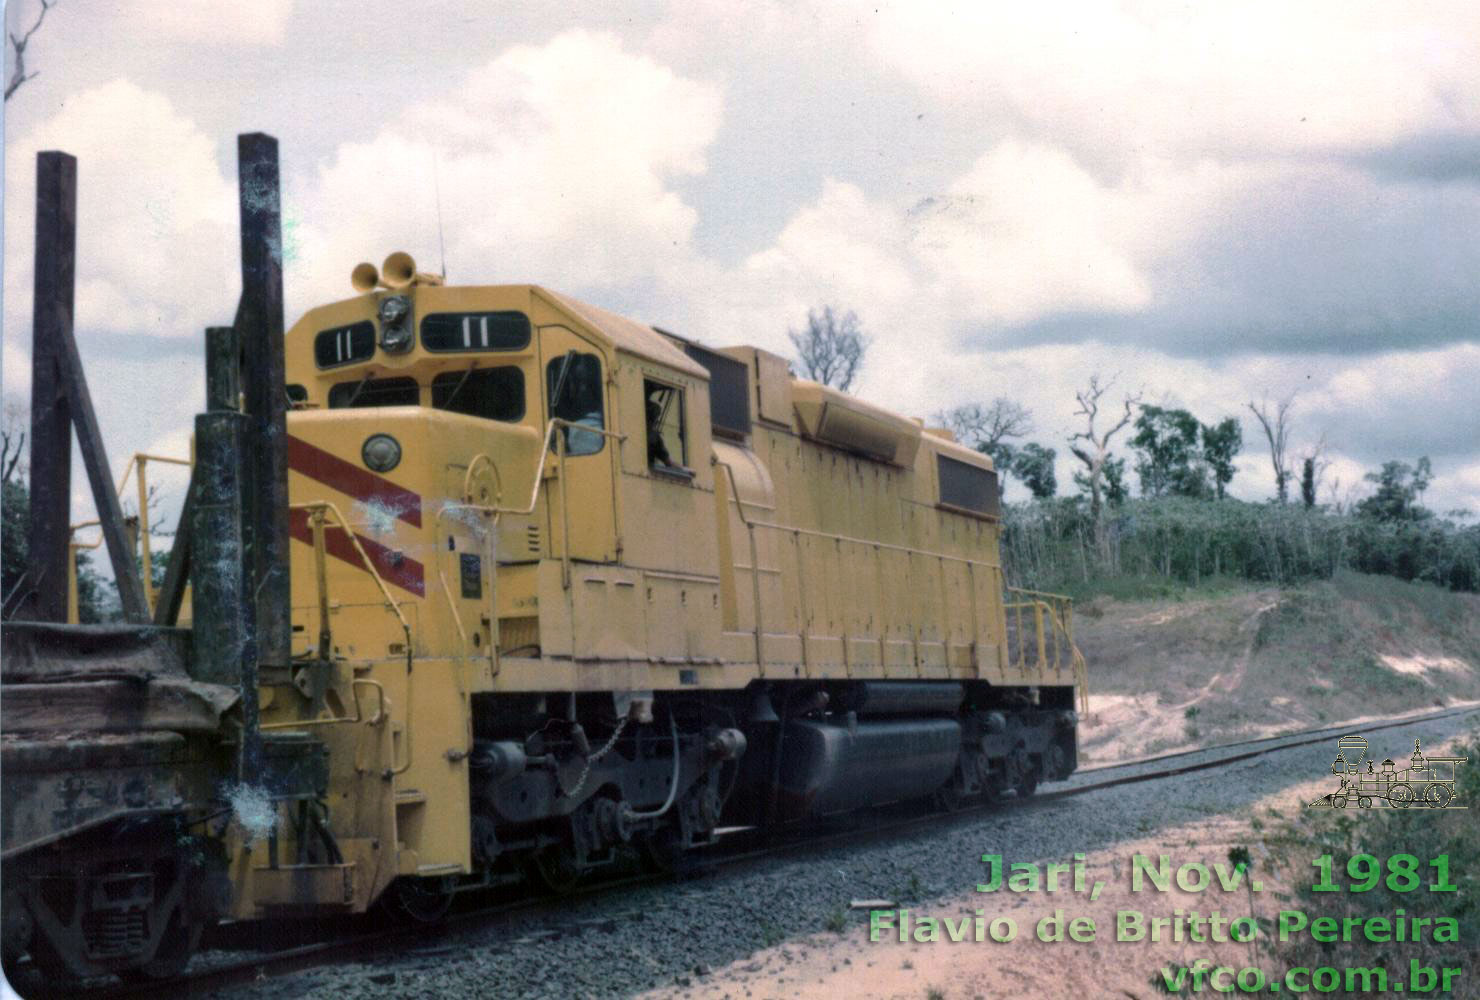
[1310,736,1467,810]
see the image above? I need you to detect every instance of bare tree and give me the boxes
[1,400,27,484]
[936,399,1033,452]
[1247,394,1296,503]
[6,0,57,102]
[788,306,868,392]
[1068,374,1140,528]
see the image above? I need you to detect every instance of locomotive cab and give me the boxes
[282,266,720,668]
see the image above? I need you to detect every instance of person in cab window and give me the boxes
[647,397,672,469]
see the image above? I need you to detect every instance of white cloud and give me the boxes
[907,141,1150,324]
[866,2,1480,162]
[145,0,295,45]
[657,139,1153,407]
[3,79,238,344]
[287,30,723,313]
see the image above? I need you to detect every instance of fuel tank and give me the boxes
[777,717,961,817]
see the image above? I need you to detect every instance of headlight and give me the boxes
[378,295,412,353]
[362,433,402,472]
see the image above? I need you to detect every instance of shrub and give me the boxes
[1001,497,1480,595]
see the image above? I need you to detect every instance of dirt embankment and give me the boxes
[1073,571,1480,762]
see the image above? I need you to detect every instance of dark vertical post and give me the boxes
[206,325,242,413]
[156,328,240,624]
[193,325,259,771]
[236,133,291,673]
[56,306,152,622]
[24,152,76,622]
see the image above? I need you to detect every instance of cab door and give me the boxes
[538,325,618,564]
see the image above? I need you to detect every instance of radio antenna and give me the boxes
[433,150,448,280]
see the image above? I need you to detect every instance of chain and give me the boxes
[562,713,630,800]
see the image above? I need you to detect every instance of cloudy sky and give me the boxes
[3,0,1479,525]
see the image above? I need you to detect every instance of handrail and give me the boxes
[289,499,414,775]
[469,417,625,519]
[738,516,1002,573]
[66,451,192,622]
[461,417,626,591]
[1005,587,1090,716]
[259,676,387,730]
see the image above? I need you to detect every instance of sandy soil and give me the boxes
[1072,576,1480,763]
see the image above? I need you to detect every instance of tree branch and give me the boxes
[5,0,55,103]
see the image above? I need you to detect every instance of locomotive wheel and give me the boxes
[1331,795,1347,809]
[980,769,1009,804]
[526,846,582,895]
[1012,751,1040,799]
[1425,785,1452,809]
[640,827,687,876]
[384,875,457,924]
[1389,784,1414,808]
[119,911,202,982]
[1359,796,1373,809]
[1044,742,1070,782]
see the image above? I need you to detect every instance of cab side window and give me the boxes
[643,379,688,474]
[546,352,604,456]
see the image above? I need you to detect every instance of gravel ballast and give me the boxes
[201,707,1480,1000]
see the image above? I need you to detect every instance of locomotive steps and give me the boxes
[1074,570,1480,762]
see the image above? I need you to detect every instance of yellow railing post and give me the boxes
[557,429,571,591]
[1034,602,1047,669]
[67,542,79,625]
[136,455,153,615]
[1005,586,1090,716]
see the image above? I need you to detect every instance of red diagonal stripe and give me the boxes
[288,435,422,528]
[289,508,426,598]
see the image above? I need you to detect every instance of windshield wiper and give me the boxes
[549,350,577,415]
[441,364,478,410]
[345,370,375,406]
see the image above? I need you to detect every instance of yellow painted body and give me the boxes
[231,280,1084,917]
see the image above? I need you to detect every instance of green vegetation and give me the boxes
[1002,496,1480,597]
[1130,404,1242,500]
[1259,733,1480,980]
[824,904,848,934]
[1,476,110,621]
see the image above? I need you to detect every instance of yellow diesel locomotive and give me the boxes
[236,251,1087,918]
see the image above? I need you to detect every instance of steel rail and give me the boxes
[45,701,1480,1000]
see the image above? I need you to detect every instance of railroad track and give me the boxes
[1075,699,1480,777]
[28,701,1479,1000]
